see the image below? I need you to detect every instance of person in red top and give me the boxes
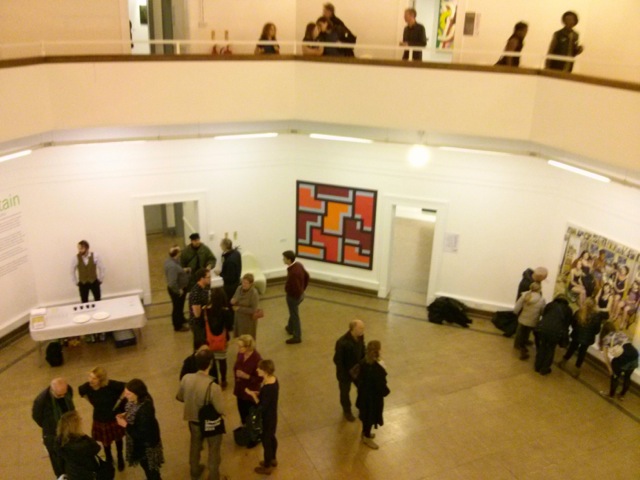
[282,250,309,344]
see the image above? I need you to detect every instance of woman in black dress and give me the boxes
[78,366,126,471]
[246,359,279,475]
[356,340,390,450]
[55,410,101,480]
[495,22,528,67]
[116,379,164,480]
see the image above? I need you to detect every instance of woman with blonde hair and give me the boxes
[231,273,260,339]
[55,410,101,479]
[559,298,606,376]
[233,334,263,427]
[513,282,545,360]
[78,366,127,470]
[355,340,390,450]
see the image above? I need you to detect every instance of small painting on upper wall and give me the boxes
[139,6,148,26]
[296,181,377,270]
[554,226,639,341]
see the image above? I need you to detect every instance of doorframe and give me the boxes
[132,190,208,304]
[376,194,448,305]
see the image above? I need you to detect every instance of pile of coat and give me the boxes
[427,297,472,328]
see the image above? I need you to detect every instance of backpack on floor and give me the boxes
[46,342,64,367]
[427,297,472,328]
[491,311,519,337]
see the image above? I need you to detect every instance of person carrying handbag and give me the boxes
[177,350,227,480]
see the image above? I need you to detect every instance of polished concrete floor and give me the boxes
[1,238,638,479]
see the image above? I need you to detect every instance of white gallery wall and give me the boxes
[1,134,639,342]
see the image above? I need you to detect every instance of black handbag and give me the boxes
[199,381,225,437]
[95,455,115,480]
[245,405,263,444]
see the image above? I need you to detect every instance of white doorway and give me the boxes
[389,206,436,304]
[128,0,151,54]
[142,201,200,304]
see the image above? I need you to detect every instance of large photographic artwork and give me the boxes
[296,181,377,269]
[554,226,639,340]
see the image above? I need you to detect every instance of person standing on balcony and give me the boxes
[322,2,356,56]
[401,8,427,61]
[546,11,584,73]
[255,23,280,55]
[495,21,528,67]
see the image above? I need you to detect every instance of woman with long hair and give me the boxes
[78,366,126,471]
[355,340,390,450]
[255,23,279,54]
[206,287,232,388]
[599,322,639,400]
[513,282,545,360]
[558,298,606,376]
[55,410,101,480]
[246,359,280,475]
[116,379,164,479]
[302,22,323,56]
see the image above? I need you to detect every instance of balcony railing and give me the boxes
[0,39,638,85]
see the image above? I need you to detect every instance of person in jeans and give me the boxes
[164,245,191,332]
[282,250,309,344]
[513,282,545,360]
[176,350,226,480]
[558,298,606,377]
[333,319,365,421]
[71,239,105,303]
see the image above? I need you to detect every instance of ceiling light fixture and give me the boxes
[309,134,373,144]
[547,160,610,183]
[0,149,32,163]
[407,145,430,167]
[214,133,278,141]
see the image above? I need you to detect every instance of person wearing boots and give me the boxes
[78,366,127,471]
[333,319,365,421]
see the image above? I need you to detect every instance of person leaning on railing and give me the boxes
[255,22,280,55]
[316,17,342,57]
[302,22,323,56]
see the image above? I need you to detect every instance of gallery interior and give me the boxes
[0,1,639,479]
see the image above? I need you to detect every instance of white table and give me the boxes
[30,295,147,362]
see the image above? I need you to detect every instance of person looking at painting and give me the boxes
[534,295,572,375]
[255,23,279,55]
[516,266,548,301]
[72,240,105,303]
[401,8,427,61]
[513,282,545,361]
[546,11,584,73]
[599,321,639,401]
[495,22,528,67]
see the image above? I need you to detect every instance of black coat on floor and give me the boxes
[355,360,390,428]
[56,434,101,480]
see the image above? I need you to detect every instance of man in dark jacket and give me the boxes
[283,250,310,344]
[32,378,75,477]
[181,233,216,291]
[333,319,365,421]
[219,238,242,302]
[516,266,548,300]
[534,295,573,375]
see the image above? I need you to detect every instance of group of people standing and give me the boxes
[513,265,639,400]
[496,11,585,72]
[32,372,163,480]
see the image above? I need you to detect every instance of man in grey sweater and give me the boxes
[165,245,191,332]
[176,350,226,480]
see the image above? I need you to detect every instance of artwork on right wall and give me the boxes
[554,226,640,342]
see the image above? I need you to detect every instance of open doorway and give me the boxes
[143,201,199,304]
[388,206,436,304]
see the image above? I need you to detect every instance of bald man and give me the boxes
[333,320,365,421]
[517,266,548,301]
[32,378,75,477]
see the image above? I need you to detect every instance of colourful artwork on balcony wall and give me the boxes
[296,181,377,269]
[437,0,457,49]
